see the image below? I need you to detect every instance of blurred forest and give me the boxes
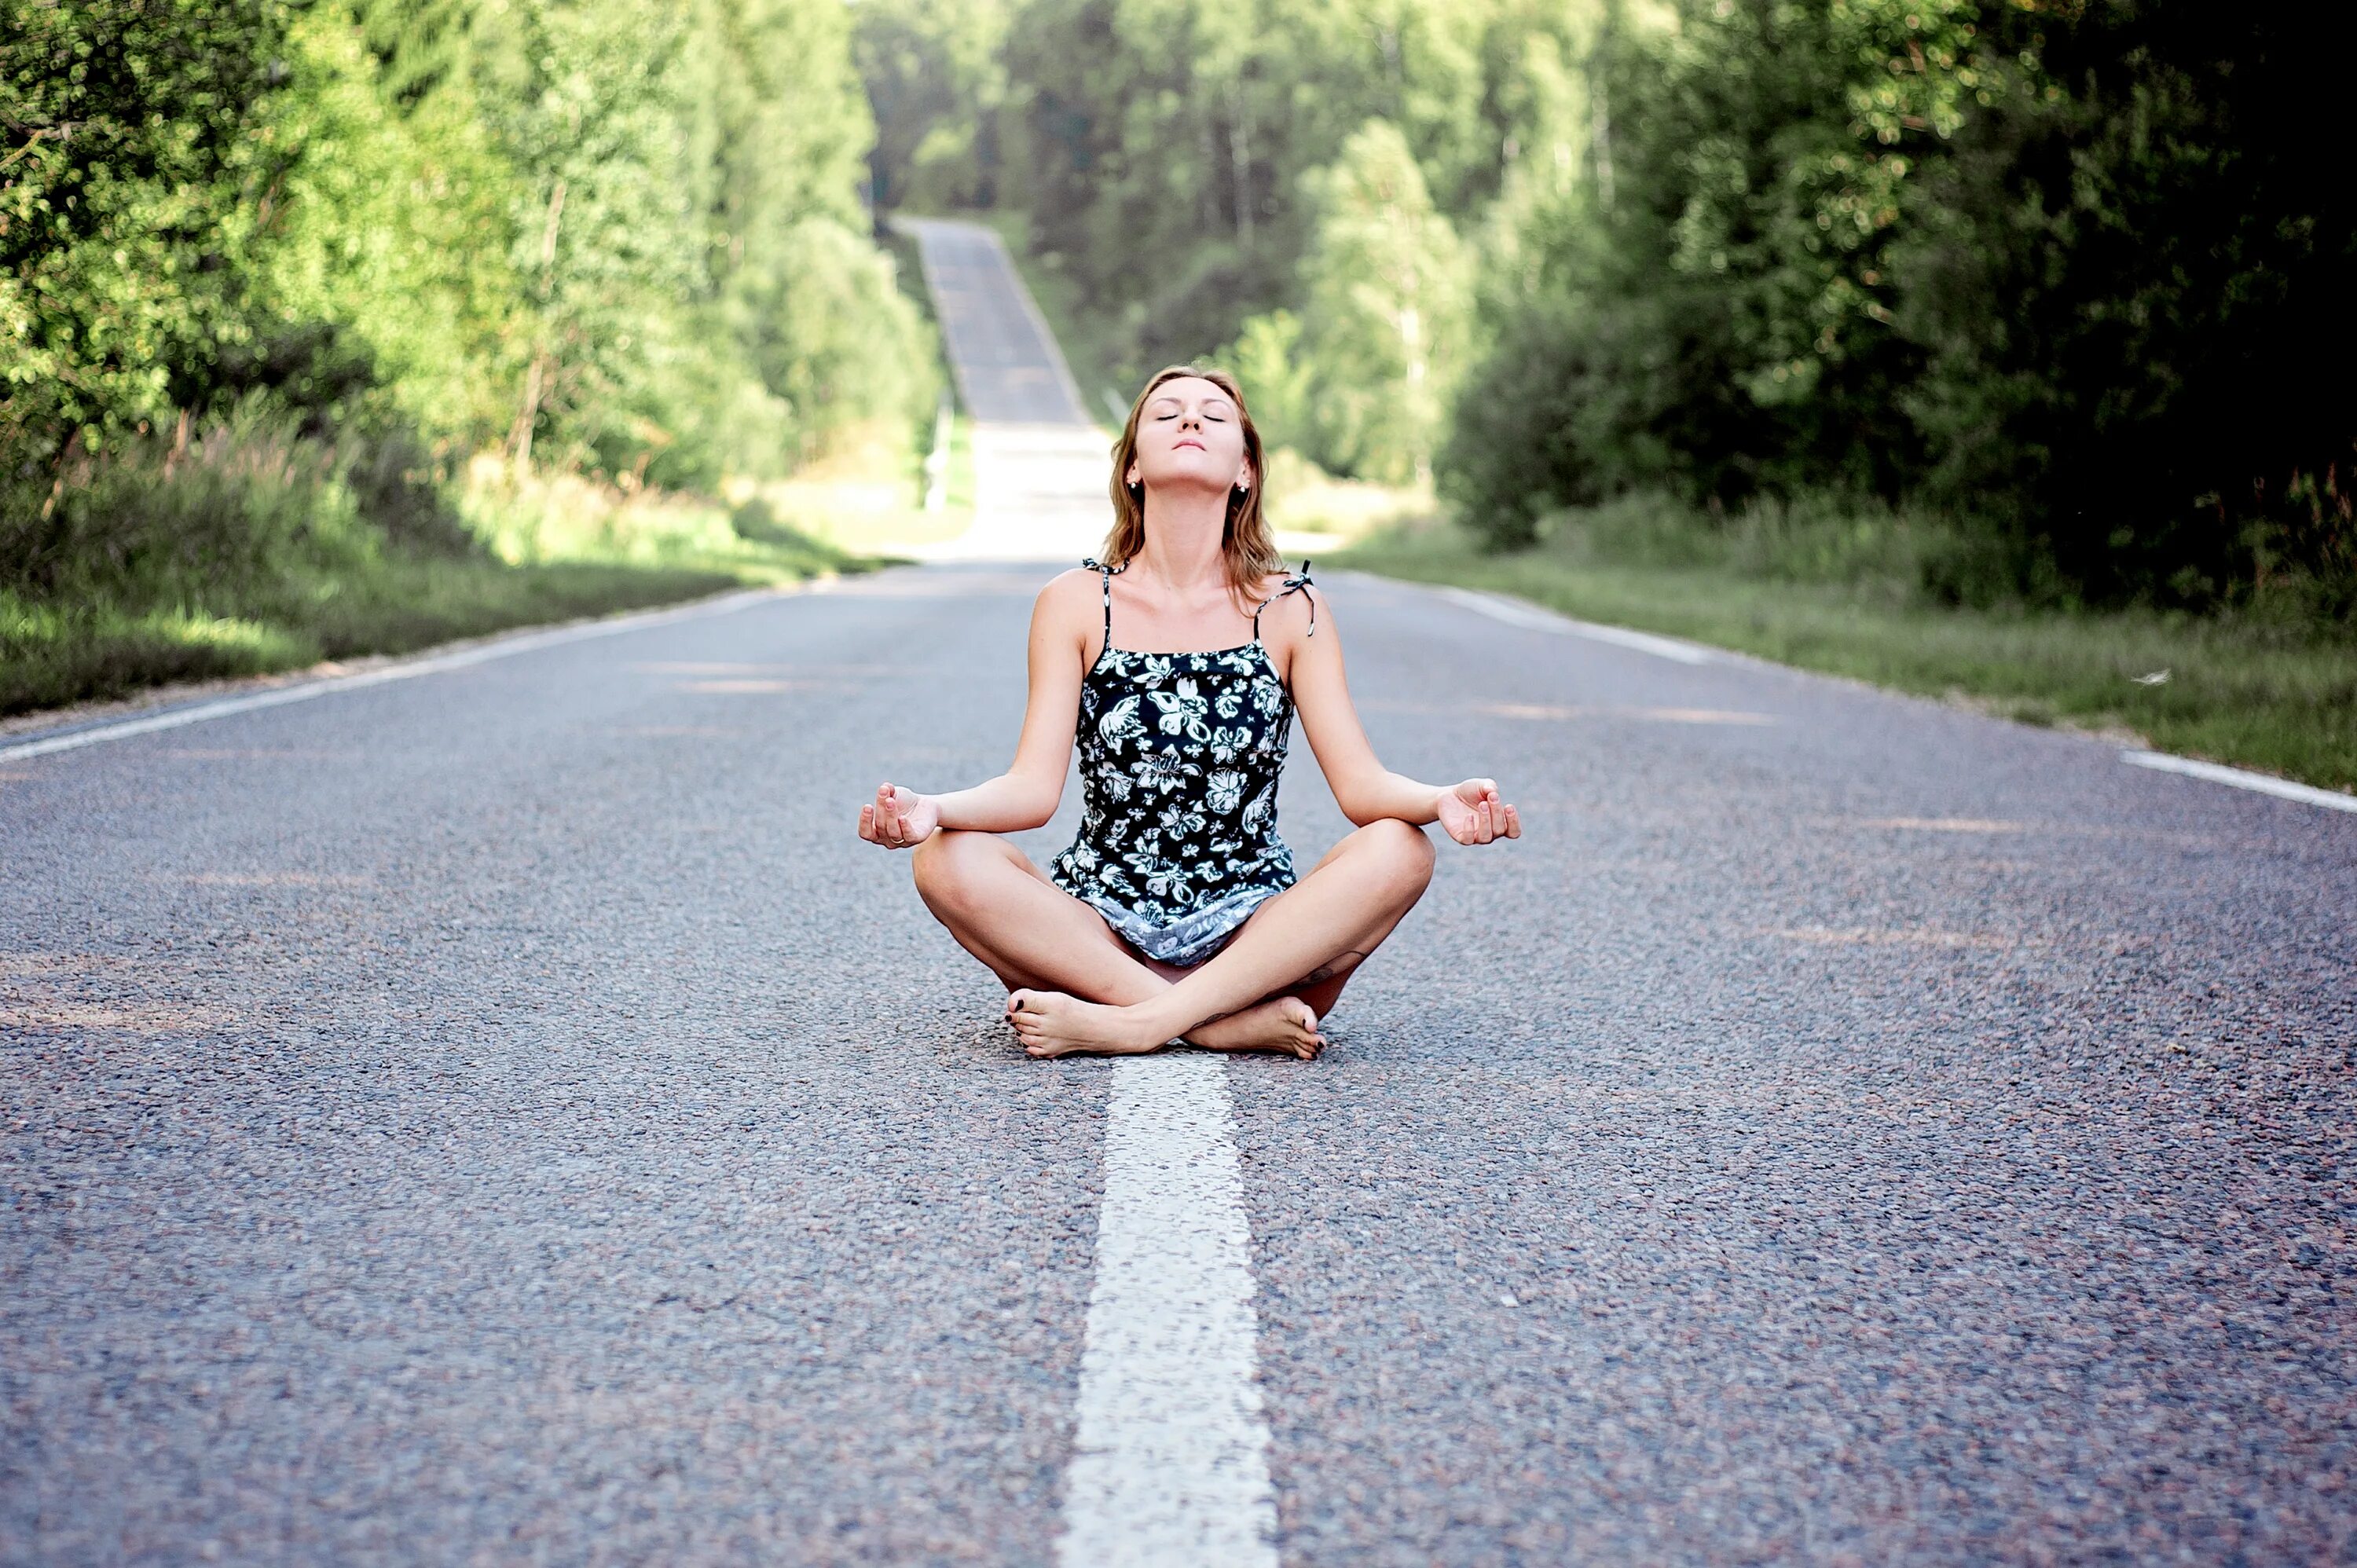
[2,0,934,709]
[856,0,2356,614]
[5,0,2351,722]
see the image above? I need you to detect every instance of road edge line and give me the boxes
[1434,584,1715,665]
[2121,749,2357,814]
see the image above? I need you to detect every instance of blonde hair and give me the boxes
[1101,365,1285,599]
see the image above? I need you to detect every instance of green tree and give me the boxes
[853,0,1011,211]
[1439,0,2357,603]
[1218,307,1312,454]
[1296,120,1471,485]
[1892,2,2357,604]
[992,0,1520,387]
[5,0,932,501]
[2,0,299,463]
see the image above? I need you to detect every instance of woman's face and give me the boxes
[1127,377,1252,496]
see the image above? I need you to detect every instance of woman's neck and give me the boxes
[1132,485,1230,593]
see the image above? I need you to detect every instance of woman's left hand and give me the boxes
[1435,779,1521,845]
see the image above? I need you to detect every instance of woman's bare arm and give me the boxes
[858,573,1093,848]
[1278,588,1523,845]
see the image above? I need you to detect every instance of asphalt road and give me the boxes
[3,562,2352,1563]
[5,216,2355,1565]
[897,218,1111,565]
[896,218,1090,427]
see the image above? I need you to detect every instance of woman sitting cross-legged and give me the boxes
[857,365,1521,1059]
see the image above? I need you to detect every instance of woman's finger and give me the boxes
[1503,803,1523,838]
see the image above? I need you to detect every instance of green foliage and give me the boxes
[1440,0,2357,610]
[729,494,832,556]
[1289,121,1472,485]
[2,0,296,460]
[0,554,753,716]
[977,0,1574,389]
[0,406,856,716]
[4,0,935,491]
[2,0,918,713]
[1219,310,1313,454]
[1894,3,2357,610]
[854,0,1012,211]
[7,414,383,610]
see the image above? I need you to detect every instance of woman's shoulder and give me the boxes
[1031,565,1109,643]
[1038,565,1107,610]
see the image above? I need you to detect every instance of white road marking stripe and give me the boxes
[0,585,794,765]
[1436,585,1714,665]
[1058,1054,1279,1568]
[2122,750,2357,813]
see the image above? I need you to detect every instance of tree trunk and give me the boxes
[1229,86,1252,249]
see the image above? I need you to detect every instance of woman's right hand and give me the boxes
[858,782,940,849]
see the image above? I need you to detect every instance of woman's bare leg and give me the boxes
[911,830,1325,1055]
[1007,819,1435,1058]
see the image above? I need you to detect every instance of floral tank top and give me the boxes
[1048,559,1317,967]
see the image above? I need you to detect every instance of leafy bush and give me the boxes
[3,418,373,609]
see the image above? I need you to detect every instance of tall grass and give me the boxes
[1343,494,2357,792]
[2,414,860,717]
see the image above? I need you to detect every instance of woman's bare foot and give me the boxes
[1187,995,1324,1059]
[1006,989,1169,1058]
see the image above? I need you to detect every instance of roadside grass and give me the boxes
[1263,448,1431,556]
[2,442,873,720]
[0,559,767,716]
[1341,500,2357,793]
[761,414,974,557]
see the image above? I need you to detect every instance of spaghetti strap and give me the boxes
[1082,556,1124,655]
[1251,559,1317,640]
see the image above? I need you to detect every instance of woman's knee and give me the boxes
[911,828,994,910]
[1357,816,1436,895]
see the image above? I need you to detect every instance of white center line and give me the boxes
[1435,585,1714,665]
[0,585,796,764]
[2121,749,2357,813]
[1058,1054,1279,1568]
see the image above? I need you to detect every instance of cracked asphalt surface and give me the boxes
[3,564,2352,1563]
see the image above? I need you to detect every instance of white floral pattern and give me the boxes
[1050,562,1314,956]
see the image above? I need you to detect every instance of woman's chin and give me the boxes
[1142,465,1237,496]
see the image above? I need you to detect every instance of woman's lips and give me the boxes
[1176,438,1205,450]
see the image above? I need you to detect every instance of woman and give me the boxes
[857,365,1521,1059]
